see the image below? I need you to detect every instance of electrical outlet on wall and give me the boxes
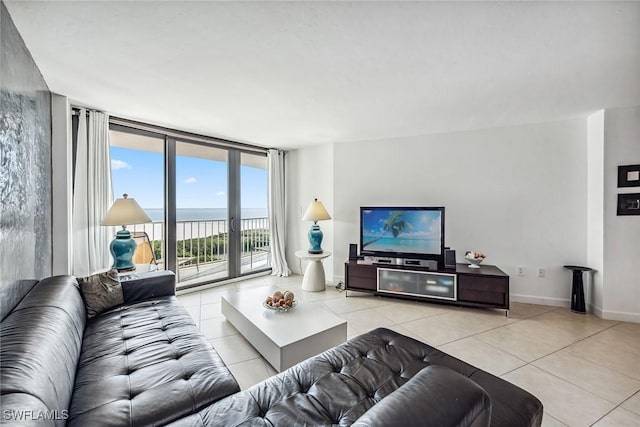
[537,267,546,278]
[516,266,525,276]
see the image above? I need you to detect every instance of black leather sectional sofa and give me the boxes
[1,272,542,426]
[1,272,239,426]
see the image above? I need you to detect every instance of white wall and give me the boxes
[51,93,73,275]
[602,106,640,322]
[587,110,605,313]
[332,119,588,305]
[285,144,335,280]
[289,118,589,303]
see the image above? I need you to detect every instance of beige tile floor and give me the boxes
[177,274,640,427]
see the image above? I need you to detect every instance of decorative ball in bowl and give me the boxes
[264,290,296,311]
[465,251,486,269]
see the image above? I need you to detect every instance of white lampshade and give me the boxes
[302,198,331,223]
[101,194,151,226]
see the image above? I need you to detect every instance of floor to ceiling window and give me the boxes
[109,119,270,290]
[109,127,166,272]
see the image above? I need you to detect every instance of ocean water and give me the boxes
[134,208,268,241]
[144,208,268,222]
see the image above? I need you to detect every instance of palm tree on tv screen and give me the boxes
[362,211,413,249]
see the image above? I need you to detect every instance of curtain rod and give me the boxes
[109,115,271,154]
[71,105,106,116]
[71,107,104,115]
[71,106,277,153]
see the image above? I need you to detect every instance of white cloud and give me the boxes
[216,190,225,197]
[111,159,131,170]
[184,177,197,184]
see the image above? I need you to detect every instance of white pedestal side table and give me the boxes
[295,250,331,292]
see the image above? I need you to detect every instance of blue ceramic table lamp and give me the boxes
[301,198,331,254]
[101,194,151,272]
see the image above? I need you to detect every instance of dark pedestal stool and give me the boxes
[563,265,595,314]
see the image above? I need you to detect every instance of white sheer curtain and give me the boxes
[267,149,291,276]
[72,109,114,276]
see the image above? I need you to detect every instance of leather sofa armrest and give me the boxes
[121,270,176,304]
[352,365,491,427]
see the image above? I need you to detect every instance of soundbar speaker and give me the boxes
[444,249,456,269]
[349,243,358,260]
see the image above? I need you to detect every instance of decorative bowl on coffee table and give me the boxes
[263,300,297,312]
[264,290,296,311]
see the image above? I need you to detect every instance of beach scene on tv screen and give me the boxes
[362,209,441,255]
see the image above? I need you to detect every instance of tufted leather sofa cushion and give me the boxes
[167,328,542,427]
[68,296,241,426]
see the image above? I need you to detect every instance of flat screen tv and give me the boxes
[360,206,445,263]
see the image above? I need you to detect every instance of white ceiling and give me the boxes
[6,1,640,149]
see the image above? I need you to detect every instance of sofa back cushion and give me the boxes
[0,276,86,426]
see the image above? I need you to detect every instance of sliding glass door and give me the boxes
[109,123,270,290]
[175,140,230,285]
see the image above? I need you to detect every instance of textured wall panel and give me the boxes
[0,1,52,287]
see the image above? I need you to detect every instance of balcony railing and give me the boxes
[128,217,270,284]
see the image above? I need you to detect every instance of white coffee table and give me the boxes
[221,286,347,372]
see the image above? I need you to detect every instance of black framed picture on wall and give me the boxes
[618,164,640,187]
[617,193,640,216]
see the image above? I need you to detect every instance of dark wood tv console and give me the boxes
[344,260,509,314]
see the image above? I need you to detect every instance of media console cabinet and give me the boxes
[344,260,509,314]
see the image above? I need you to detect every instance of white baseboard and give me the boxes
[511,296,639,323]
[510,293,570,308]
[589,303,603,318]
[600,309,640,323]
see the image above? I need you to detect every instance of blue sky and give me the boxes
[110,147,267,209]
